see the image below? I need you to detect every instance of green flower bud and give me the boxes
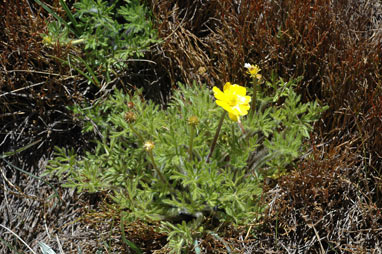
[188,115,199,126]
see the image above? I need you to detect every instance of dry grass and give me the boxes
[0,0,90,168]
[246,147,382,253]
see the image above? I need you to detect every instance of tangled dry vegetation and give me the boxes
[1,0,382,253]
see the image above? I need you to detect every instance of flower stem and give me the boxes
[206,111,226,163]
[147,152,179,202]
[188,124,195,161]
[128,124,174,193]
[237,119,246,135]
[128,123,145,143]
[249,78,258,119]
[148,150,172,190]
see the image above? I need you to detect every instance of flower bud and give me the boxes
[128,102,134,108]
[188,115,199,126]
[125,111,136,123]
[143,141,155,152]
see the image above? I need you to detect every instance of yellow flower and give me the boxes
[244,63,262,80]
[213,82,251,121]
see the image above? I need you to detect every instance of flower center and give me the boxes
[229,96,237,106]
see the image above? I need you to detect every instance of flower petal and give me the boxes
[213,86,226,101]
[237,95,251,104]
[216,100,233,113]
[228,112,239,121]
[223,82,232,92]
[230,85,247,96]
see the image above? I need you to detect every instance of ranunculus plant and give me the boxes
[46,66,327,253]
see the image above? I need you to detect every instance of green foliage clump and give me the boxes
[46,74,327,252]
[41,0,158,82]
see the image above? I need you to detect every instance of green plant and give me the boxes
[39,0,159,84]
[46,67,327,252]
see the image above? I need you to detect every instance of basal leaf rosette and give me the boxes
[213,82,251,121]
